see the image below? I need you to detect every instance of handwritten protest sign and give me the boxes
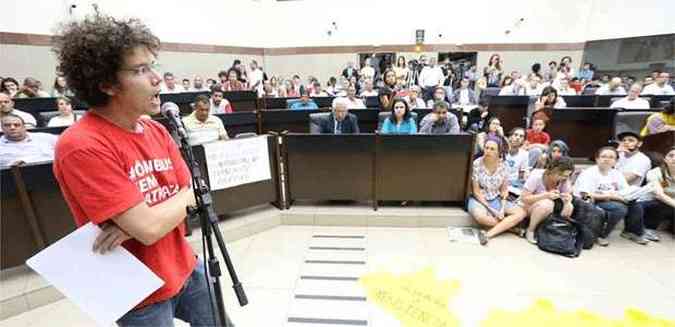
[202,136,271,190]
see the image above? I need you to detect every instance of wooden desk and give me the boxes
[488,96,529,132]
[546,107,618,159]
[642,131,675,155]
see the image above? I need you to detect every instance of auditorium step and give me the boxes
[0,203,472,320]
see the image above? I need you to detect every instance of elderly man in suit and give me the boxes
[317,98,360,134]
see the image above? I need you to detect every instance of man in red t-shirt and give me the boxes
[52,15,234,326]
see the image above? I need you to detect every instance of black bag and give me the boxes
[535,199,583,258]
[570,197,605,249]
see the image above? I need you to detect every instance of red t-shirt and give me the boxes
[526,129,551,145]
[53,113,196,309]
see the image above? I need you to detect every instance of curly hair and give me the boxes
[52,14,160,107]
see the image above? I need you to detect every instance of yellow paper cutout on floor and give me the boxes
[359,267,461,327]
[481,299,675,327]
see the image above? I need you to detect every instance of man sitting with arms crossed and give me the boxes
[419,101,460,135]
[182,95,229,145]
[317,98,360,134]
[0,92,37,128]
[0,114,58,168]
[610,83,651,110]
[14,77,51,98]
[51,14,234,326]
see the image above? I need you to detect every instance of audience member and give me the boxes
[642,72,675,95]
[640,98,675,136]
[520,156,575,244]
[533,139,569,169]
[231,59,248,84]
[483,54,503,88]
[248,60,264,95]
[342,62,359,80]
[287,75,303,97]
[574,146,648,245]
[15,77,50,98]
[616,131,651,187]
[222,68,247,92]
[393,56,410,87]
[531,63,543,80]
[426,86,450,109]
[467,98,495,133]
[505,127,529,190]
[380,98,417,135]
[262,80,278,98]
[595,77,627,95]
[498,77,526,95]
[525,118,550,167]
[404,85,426,109]
[543,61,557,82]
[48,97,81,127]
[1,77,20,97]
[159,72,181,93]
[191,76,208,92]
[464,65,479,89]
[309,81,329,97]
[610,83,650,109]
[475,117,505,153]
[531,86,567,124]
[181,78,191,91]
[359,79,378,97]
[557,56,575,81]
[419,101,460,135]
[0,114,58,168]
[333,85,365,109]
[317,99,359,134]
[418,57,445,100]
[182,95,229,145]
[290,87,318,110]
[209,85,233,114]
[360,57,376,81]
[524,74,543,96]
[468,136,528,244]
[51,76,74,97]
[577,62,595,82]
[378,69,399,111]
[0,92,37,128]
[206,78,216,90]
[638,146,675,237]
[555,77,577,95]
[452,78,478,107]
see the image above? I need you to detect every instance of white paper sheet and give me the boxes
[26,223,164,327]
[203,136,272,190]
[447,227,481,244]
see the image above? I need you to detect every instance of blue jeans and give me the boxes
[117,260,235,327]
[595,200,644,237]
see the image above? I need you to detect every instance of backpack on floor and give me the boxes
[571,197,605,249]
[535,199,584,258]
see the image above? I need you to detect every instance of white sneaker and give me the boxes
[526,231,537,244]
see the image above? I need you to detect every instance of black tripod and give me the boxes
[169,118,248,326]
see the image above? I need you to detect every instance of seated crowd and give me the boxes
[2,55,675,248]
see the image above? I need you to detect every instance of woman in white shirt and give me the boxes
[48,97,81,127]
[573,146,647,245]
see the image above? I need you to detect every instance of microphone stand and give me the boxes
[167,117,248,326]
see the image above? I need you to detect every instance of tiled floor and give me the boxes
[1,224,674,326]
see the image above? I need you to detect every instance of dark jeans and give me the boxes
[117,260,235,327]
[640,200,675,230]
[596,200,644,237]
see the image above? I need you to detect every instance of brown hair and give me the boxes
[53,14,160,107]
[660,146,675,188]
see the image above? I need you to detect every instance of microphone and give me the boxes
[160,102,187,138]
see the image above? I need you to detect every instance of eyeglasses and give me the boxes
[120,61,162,76]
